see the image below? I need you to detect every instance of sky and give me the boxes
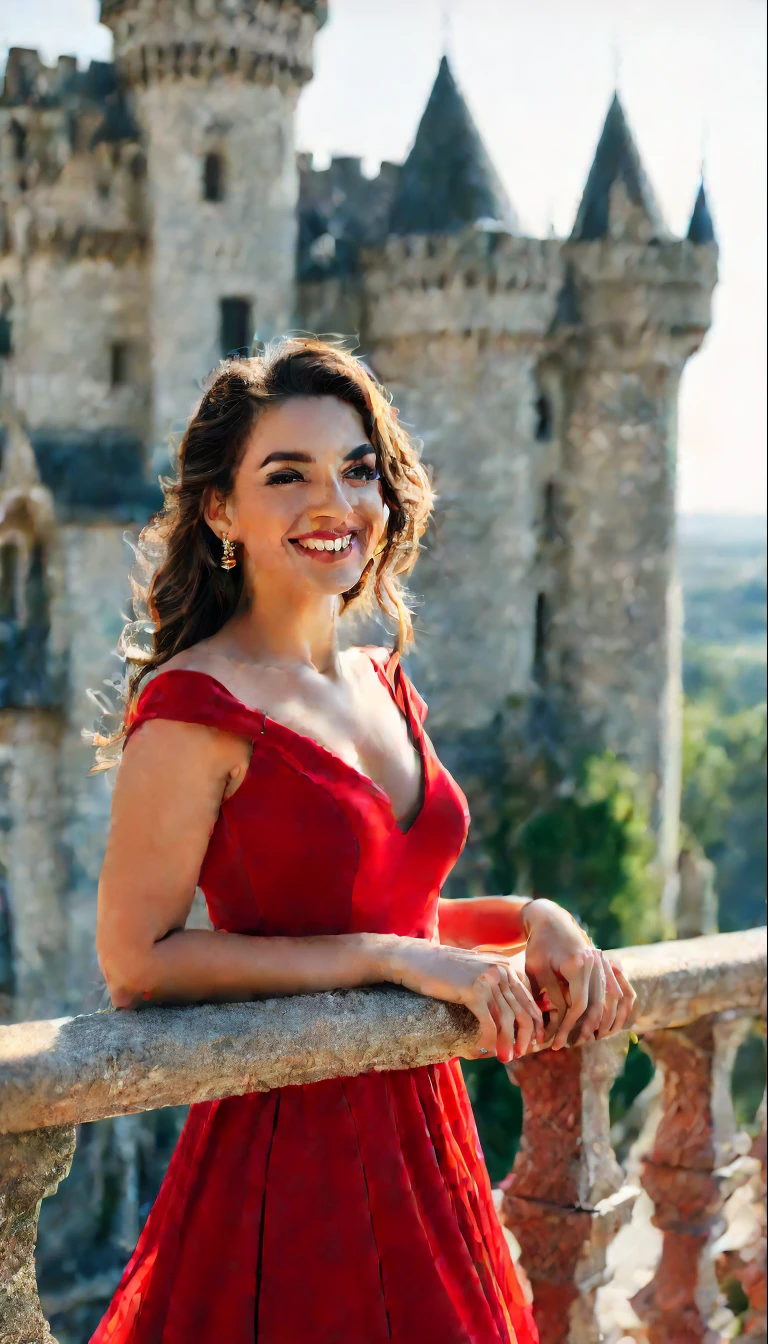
[1,0,766,517]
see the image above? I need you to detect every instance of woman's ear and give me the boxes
[204,488,235,540]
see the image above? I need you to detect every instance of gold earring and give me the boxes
[220,535,237,570]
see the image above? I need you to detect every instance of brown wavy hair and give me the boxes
[90,337,433,771]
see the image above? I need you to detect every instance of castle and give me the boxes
[0,1,718,1029]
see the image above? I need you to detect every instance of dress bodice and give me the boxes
[125,649,470,942]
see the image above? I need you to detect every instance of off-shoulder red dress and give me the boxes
[91,651,538,1344]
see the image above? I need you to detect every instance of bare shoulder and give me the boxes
[347,643,393,672]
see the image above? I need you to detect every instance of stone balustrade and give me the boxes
[0,929,765,1344]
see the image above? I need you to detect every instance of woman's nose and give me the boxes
[308,471,352,521]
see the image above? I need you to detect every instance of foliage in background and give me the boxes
[462,735,661,1181]
[466,519,767,1183]
[480,741,661,951]
[680,516,767,931]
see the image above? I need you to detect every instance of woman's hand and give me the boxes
[522,900,637,1051]
[383,937,546,1063]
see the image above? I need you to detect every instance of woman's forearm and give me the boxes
[104,927,396,1010]
[437,896,532,951]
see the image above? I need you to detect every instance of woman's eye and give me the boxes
[345,463,380,482]
[266,470,304,485]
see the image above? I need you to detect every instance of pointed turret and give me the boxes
[389,56,518,236]
[687,177,716,244]
[570,92,667,242]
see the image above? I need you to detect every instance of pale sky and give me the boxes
[2,0,766,516]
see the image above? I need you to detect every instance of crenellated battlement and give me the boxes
[360,232,563,344]
[101,0,324,90]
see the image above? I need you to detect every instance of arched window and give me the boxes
[533,592,549,685]
[219,298,253,358]
[203,152,225,203]
[535,393,553,442]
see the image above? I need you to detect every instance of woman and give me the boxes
[91,338,635,1344]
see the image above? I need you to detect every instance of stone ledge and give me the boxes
[0,929,764,1135]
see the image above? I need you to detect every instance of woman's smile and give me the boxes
[289,527,361,562]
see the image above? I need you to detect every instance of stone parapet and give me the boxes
[0,929,765,1343]
[0,929,764,1135]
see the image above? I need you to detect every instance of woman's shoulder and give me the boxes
[126,649,266,747]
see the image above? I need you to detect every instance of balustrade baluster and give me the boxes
[0,1125,75,1344]
[501,1034,637,1344]
[631,1010,756,1343]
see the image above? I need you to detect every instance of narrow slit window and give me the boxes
[0,546,18,622]
[543,480,557,542]
[533,593,549,685]
[203,152,225,203]
[219,298,253,358]
[535,393,553,442]
[110,342,130,387]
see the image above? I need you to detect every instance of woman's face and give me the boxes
[209,396,388,598]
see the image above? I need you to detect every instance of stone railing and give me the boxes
[0,929,765,1344]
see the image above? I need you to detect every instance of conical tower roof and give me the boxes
[570,93,667,241]
[687,178,716,244]
[389,56,518,236]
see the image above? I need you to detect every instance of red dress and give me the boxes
[91,651,538,1344]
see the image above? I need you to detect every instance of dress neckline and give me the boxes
[139,652,429,838]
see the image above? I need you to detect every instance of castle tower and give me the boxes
[540,96,718,893]
[100,0,326,448]
[362,57,561,742]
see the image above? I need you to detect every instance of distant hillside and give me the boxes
[679,514,766,649]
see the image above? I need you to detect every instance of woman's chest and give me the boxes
[200,740,470,939]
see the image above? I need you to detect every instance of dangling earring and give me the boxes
[220,534,237,570]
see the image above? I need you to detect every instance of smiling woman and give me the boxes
[89,337,633,1344]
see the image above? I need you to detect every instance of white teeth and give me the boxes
[296,533,354,552]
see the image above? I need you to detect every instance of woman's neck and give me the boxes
[220,583,343,676]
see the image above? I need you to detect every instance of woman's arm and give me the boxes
[97,718,393,1008]
[437,896,531,952]
[96,719,545,1061]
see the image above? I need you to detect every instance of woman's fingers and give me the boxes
[610,961,638,1032]
[577,954,608,1043]
[595,954,623,1039]
[551,951,594,1051]
[464,989,501,1059]
[497,980,536,1058]
[502,969,546,1042]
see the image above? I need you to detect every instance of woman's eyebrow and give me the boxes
[258,450,313,469]
[344,443,376,462]
[258,444,374,469]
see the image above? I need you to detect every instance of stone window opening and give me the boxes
[0,871,14,1019]
[9,120,26,163]
[0,534,46,631]
[542,479,559,543]
[533,592,549,685]
[535,393,553,442]
[110,342,131,388]
[219,298,253,359]
[0,316,11,359]
[203,152,225,203]
[0,544,19,622]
